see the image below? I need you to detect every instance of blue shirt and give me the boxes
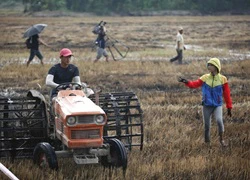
[96,28,106,48]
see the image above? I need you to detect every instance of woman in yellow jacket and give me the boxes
[178,58,232,146]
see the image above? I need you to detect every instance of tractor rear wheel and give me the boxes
[33,142,58,170]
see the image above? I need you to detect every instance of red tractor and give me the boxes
[0,83,143,171]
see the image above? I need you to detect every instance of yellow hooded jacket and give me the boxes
[185,58,232,109]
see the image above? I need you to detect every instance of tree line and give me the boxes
[20,0,250,15]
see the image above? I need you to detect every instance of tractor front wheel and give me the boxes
[101,138,127,171]
[33,142,58,170]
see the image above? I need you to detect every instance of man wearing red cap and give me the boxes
[46,48,81,98]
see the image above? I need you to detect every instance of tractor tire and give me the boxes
[100,138,127,171]
[33,142,58,170]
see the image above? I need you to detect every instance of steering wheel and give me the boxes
[55,82,82,92]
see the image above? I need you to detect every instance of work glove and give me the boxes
[227,108,232,117]
[178,77,188,84]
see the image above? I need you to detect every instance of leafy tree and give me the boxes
[18,0,250,14]
[22,0,65,12]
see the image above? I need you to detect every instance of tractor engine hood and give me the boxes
[56,95,105,116]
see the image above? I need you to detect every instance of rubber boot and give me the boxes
[219,132,227,147]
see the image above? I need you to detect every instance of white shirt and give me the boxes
[175,32,184,50]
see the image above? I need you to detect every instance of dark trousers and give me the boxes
[28,49,43,61]
[170,49,183,64]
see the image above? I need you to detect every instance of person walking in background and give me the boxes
[26,34,50,67]
[178,58,232,147]
[46,48,81,99]
[93,23,109,63]
[170,27,186,64]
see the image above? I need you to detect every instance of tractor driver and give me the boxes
[45,48,81,99]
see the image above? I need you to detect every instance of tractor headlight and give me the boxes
[67,116,77,126]
[95,115,105,124]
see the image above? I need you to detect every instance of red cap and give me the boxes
[60,48,73,57]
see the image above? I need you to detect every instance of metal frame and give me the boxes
[0,96,48,160]
[105,35,130,61]
[93,92,144,151]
